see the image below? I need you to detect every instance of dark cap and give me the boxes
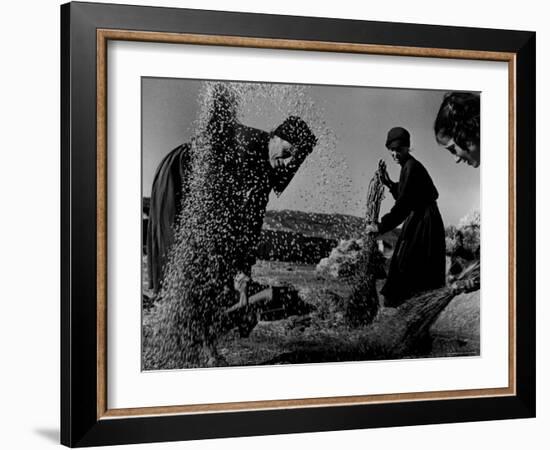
[273,116,318,153]
[385,126,410,149]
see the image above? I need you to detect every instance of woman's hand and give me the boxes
[365,223,379,236]
[234,272,250,306]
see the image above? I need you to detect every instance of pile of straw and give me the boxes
[387,262,480,356]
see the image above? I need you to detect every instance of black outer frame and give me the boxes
[60,1,536,447]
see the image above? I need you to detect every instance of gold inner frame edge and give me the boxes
[95,29,517,420]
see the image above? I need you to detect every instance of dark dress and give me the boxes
[227,124,275,276]
[378,155,446,306]
[146,123,296,293]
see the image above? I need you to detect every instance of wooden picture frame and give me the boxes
[61,1,535,447]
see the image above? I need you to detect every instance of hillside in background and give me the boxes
[262,209,364,240]
[263,209,399,246]
[142,201,399,256]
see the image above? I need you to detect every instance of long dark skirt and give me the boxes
[146,144,190,294]
[381,202,446,307]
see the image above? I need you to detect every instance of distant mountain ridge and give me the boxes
[263,209,400,246]
[142,198,398,245]
[262,209,364,240]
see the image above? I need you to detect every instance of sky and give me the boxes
[142,78,480,227]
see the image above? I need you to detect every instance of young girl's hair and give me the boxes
[434,92,480,151]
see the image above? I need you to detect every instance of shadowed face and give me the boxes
[388,146,410,166]
[437,132,480,168]
[268,135,293,169]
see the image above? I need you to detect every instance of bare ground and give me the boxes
[142,259,480,368]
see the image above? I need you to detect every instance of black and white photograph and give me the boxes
[141,78,481,370]
[0,0,545,446]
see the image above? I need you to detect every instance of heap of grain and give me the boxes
[144,83,245,368]
[316,239,364,279]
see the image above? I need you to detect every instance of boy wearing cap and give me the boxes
[366,127,446,307]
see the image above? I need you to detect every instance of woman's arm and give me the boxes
[378,161,419,234]
[389,181,399,199]
[379,160,399,199]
